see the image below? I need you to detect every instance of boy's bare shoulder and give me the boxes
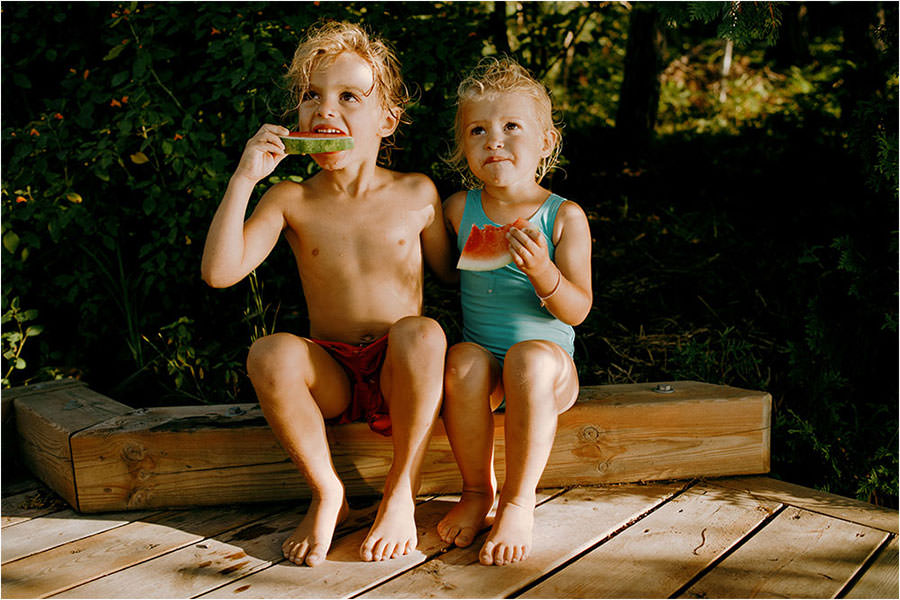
[386,170,439,200]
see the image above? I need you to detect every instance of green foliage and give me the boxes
[1,298,44,387]
[659,1,782,46]
[1,2,896,506]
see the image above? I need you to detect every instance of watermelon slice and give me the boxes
[279,131,354,154]
[457,217,533,271]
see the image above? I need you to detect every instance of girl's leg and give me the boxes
[479,340,578,566]
[437,342,503,548]
[247,332,352,567]
[360,316,447,561]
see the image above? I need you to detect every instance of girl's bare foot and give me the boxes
[437,490,495,547]
[360,486,418,562]
[282,495,350,567]
[479,500,534,566]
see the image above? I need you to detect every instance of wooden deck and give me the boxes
[2,475,897,598]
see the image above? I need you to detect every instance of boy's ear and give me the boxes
[378,106,402,137]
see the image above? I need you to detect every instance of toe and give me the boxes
[306,544,327,567]
[455,527,474,547]
[360,538,374,562]
[479,541,496,566]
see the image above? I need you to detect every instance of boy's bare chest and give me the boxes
[285,198,429,265]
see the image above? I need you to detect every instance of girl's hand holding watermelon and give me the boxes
[234,124,290,183]
[506,223,554,281]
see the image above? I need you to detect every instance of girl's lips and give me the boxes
[484,156,508,164]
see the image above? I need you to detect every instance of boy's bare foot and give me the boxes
[283,495,350,567]
[479,500,534,566]
[437,490,495,547]
[360,487,417,561]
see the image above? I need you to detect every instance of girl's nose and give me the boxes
[485,134,504,150]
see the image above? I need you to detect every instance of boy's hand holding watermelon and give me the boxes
[234,124,291,184]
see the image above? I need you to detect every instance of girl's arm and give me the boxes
[508,201,593,325]
[201,125,289,288]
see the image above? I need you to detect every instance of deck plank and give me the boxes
[520,482,781,598]
[361,482,686,598]
[200,498,458,599]
[1,488,68,528]
[1,508,157,563]
[680,507,890,598]
[1,504,282,598]
[844,536,900,599]
[53,498,386,598]
[713,476,899,533]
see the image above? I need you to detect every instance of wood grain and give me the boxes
[681,507,890,598]
[363,483,686,598]
[53,381,771,512]
[521,483,780,598]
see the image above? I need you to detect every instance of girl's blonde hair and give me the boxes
[448,56,562,188]
[284,21,411,158]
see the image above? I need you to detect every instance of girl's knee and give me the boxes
[504,340,558,376]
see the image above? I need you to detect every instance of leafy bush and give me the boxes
[2,2,896,506]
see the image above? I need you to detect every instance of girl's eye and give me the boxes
[340,92,360,102]
[469,126,486,136]
[504,122,521,131]
[301,91,319,103]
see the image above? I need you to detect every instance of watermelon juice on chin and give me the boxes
[457,218,532,271]
[279,131,354,155]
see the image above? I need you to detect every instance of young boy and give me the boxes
[201,22,456,567]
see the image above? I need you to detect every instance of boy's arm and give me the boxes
[201,125,290,288]
[421,179,460,284]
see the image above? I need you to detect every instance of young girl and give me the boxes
[437,57,593,566]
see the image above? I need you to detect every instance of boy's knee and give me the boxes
[389,316,446,356]
[247,333,309,387]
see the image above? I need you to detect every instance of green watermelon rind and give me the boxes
[279,135,354,155]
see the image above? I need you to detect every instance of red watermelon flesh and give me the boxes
[457,218,533,271]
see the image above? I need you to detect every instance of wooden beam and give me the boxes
[10,380,131,511]
[13,380,771,513]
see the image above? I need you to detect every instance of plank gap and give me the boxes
[835,532,897,599]
[508,480,697,598]
[668,503,787,598]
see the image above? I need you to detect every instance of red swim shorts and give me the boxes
[311,334,392,436]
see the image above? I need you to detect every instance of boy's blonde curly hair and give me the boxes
[284,21,411,158]
[447,56,562,188]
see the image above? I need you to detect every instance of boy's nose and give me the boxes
[316,100,337,118]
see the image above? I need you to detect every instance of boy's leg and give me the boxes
[360,316,446,561]
[247,332,352,567]
[479,340,578,566]
[437,342,502,548]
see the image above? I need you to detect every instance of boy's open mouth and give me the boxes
[312,125,348,136]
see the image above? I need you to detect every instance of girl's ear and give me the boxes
[540,128,559,158]
[378,105,402,137]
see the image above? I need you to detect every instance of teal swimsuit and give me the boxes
[458,190,575,363]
